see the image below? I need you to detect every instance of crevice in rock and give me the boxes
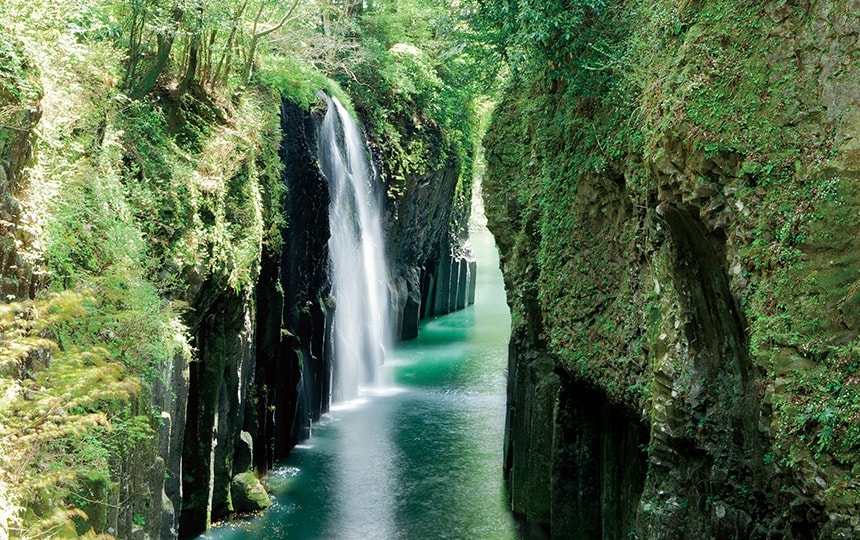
[639,205,769,537]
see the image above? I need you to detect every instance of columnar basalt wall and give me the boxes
[179,279,257,535]
[484,1,860,538]
[176,99,331,536]
[150,342,189,538]
[385,164,476,340]
[250,99,332,475]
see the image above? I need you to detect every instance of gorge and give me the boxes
[321,94,391,400]
[3,1,860,539]
[177,95,477,536]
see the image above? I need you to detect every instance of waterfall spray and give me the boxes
[318,95,391,402]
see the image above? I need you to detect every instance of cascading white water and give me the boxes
[318,95,391,402]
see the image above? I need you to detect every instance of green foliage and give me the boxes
[113,92,283,293]
[253,52,351,111]
[473,0,617,83]
[0,292,144,537]
[380,44,443,106]
[116,0,306,98]
[478,0,648,404]
[0,31,42,105]
[771,339,860,469]
[275,0,490,202]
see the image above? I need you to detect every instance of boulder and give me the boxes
[230,472,271,513]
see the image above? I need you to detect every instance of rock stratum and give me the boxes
[484,1,860,538]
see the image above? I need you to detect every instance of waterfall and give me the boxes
[318,95,391,402]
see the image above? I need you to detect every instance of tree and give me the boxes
[207,0,250,89]
[241,0,302,84]
[124,0,185,100]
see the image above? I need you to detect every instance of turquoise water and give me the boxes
[203,228,517,539]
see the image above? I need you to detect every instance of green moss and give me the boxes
[230,472,271,513]
[484,0,860,523]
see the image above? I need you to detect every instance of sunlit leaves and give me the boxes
[0,292,143,536]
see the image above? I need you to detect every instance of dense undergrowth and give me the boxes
[0,0,489,536]
[0,3,284,532]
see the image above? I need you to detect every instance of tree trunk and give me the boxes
[128,5,184,100]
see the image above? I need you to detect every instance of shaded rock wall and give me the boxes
[151,343,189,538]
[178,99,333,536]
[385,164,476,341]
[484,1,860,538]
[0,33,42,302]
[250,99,332,474]
[179,278,256,535]
[504,326,649,539]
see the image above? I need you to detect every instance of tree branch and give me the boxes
[256,0,301,38]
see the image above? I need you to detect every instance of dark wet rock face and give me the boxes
[251,99,332,470]
[386,164,476,341]
[178,101,332,536]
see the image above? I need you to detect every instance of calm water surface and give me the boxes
[204,227,516,539]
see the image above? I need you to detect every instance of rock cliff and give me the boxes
[0,32,42,303]
[386,162,476,340]
[484,1,860,537]
[250,99,331,476]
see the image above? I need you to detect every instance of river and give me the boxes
[202,226,518,539]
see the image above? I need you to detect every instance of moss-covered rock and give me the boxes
[484,0,860,537]
[0,29,42,303]
[230,472,271,513]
